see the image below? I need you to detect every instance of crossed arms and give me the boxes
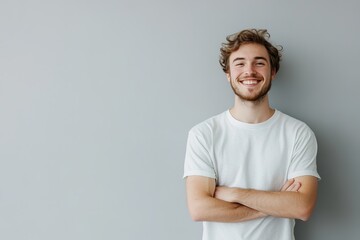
[186,175,318,223]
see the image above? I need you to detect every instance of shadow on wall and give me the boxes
[295,124,352,239]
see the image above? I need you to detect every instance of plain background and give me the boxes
[0,0,359,239]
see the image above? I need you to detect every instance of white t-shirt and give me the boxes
[184,110,320,240]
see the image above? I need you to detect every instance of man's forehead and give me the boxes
[230,43,269,61]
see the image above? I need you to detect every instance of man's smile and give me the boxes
[237,77,262,87]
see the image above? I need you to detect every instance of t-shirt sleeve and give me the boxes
[288,125,321,180]
[183,128,217,179]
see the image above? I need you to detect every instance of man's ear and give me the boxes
[226,73,231,82]
[271,69,276,80]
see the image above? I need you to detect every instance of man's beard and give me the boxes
[230,75,272,103]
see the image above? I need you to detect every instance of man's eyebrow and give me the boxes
[232,56,268,62]
[254,56,268,61]
[232,57,245,62]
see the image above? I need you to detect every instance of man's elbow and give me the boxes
[298,212,311,222]
[190,213,203,222]
[188,206,206,222]
[297,203,316,221]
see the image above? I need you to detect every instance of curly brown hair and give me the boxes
[219,29,282,74]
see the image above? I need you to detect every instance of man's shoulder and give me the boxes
[189,110,227,136]
[277,110,314,134]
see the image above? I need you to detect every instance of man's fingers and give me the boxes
[288,182,301,192]
[281,179,295,191]
[280,179,302,192]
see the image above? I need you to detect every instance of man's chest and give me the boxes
[212,132,293,190]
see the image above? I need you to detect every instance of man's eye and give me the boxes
[256,62,265,66]
[235,63,244,67]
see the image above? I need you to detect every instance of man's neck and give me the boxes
[230,95,275,124]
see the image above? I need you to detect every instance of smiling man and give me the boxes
[184,29,320,240]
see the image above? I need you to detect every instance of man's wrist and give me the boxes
[232,187,248,204]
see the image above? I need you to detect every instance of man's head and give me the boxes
[219,29,282,74]
[219,29,282,102]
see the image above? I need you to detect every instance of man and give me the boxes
[183,29,320,240]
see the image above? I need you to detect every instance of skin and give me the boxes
[227,43,274,104]
[186,43,318,222]
[186,176,303,222]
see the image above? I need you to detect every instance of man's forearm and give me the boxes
[189,195,266,223]
[232,189,309,220]
[186,176,267,223]
[215,177,318,221]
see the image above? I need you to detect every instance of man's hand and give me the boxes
[280,178,301,192]
[215,179,302,203]
[214,186,237,203]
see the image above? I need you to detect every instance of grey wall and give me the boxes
[0,0,359,239]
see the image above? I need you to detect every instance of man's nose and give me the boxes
[244,65,256,76]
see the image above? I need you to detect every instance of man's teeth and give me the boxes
[242,80,258,84]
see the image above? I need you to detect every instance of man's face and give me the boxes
[226,43,275,102]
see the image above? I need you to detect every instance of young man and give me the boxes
[183,29,320,240]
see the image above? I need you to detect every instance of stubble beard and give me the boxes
[230,75,272,103]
